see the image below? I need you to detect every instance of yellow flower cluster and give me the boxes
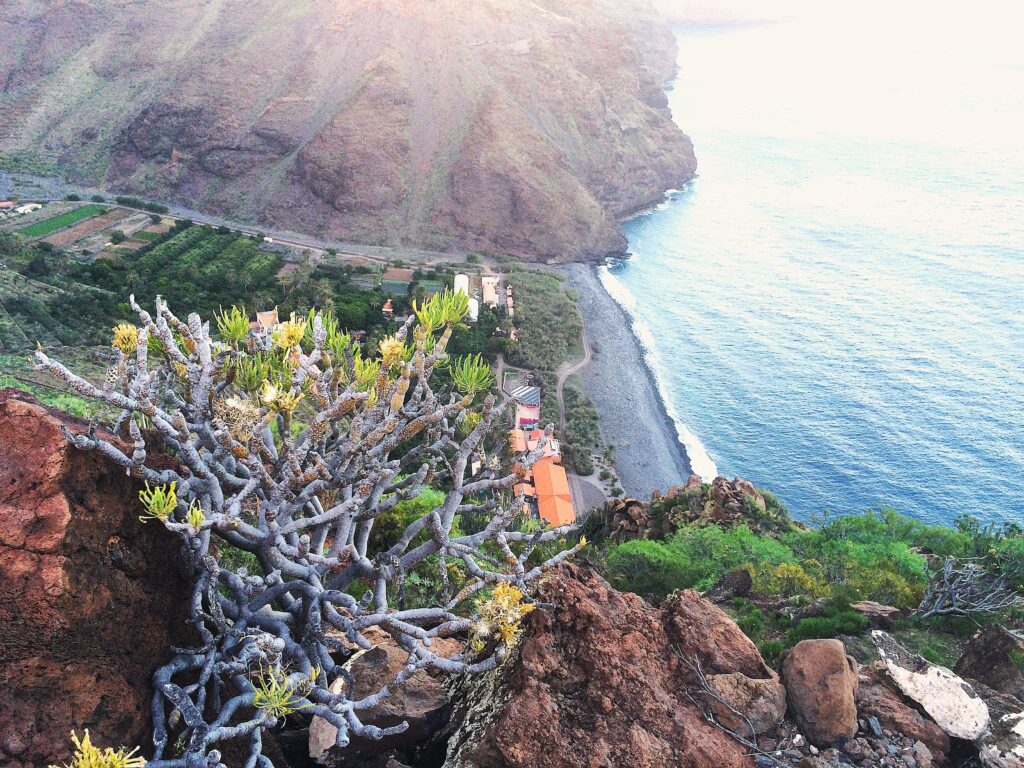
[49,730,145,768]
[470,581,535,652]
[261,380,304,414]
[138,481,178,523]
[271,313,306,350]
[111,323,139,354]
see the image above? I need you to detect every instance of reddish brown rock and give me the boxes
[309,638,462,766]
[706,476,766,526]
[0,390,193,768]
[664,588,775,679]
[440,564,758,767]
[955,625,1024,702]
[706,671,788,736]
[856,666,950,763]
[849,600,904,630]
[781,639,859,747]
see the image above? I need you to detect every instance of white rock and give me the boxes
[872,630,989,740]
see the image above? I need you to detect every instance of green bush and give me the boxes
[787,600,869,644]
[606,539,695,602]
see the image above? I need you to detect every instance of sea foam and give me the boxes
[598,264,719,482]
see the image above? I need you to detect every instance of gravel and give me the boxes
[563,262,691,498]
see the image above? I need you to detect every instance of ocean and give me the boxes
[604,4,1024,525]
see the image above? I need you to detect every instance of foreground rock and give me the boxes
[310,638,461,767]
[439,564,765,767]
[955,626,1024,702]
[0,390,193,768]
[872,631,989,741]
[781,639,859,747]
[855,667,950,762]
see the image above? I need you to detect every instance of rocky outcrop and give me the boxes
[0,390,193,768]
[955,626,1024,701]
[439,564,762,767]
[855,667,950,762]
[0,0,695,263]
[310,637,461,767]
[595,475,799,544]
[781,639,859,747]
[872,631,990,741]
[706,671,787,736]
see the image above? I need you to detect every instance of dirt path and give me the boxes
[556,321,592,435]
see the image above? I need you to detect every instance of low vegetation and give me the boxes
[596,501,1024,663]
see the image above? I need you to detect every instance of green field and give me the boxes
[133,230,161,241]
[19,205,107,238]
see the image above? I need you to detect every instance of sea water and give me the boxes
[606,2,1024,524]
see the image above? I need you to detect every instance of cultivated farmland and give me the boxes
[18,204,107,238]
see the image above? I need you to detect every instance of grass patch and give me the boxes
[133,230,161,241]
[19,205,107,238]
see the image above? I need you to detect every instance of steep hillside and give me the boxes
[0,0,695,262]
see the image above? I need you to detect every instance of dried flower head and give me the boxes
[213,395,263,443]
[469,581,535,652]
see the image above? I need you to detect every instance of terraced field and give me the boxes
[19,204,107,238]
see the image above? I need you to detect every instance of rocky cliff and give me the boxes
[0,390,194,768]
[0,0,695,262]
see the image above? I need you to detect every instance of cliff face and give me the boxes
[0,0,695,262]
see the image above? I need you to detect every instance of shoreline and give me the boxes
[563,263,693,498]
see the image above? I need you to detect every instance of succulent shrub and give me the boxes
[35,289,578,768]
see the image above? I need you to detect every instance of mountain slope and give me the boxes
[0,0,696,262]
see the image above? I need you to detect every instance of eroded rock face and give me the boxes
[856,666,950,763]
[309,638,461,767]
[439,565,760,767]
[706,671,788,736]
[956,626,1024,702]
[0,390,193,768]
[1,0,695,263]
[781,639,859,747]
[872,631,990,741]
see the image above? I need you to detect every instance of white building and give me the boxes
[467,297,479,322]
[453,273,470,296]
[481,275,499,307]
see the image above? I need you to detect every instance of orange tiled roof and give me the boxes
[509,429,527,453]
[538,495,576,527]
[532,457,574,527]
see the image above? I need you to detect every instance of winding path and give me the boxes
[554,322,606,515]
[555,322,592,435]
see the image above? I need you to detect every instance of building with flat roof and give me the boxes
[510,385,541,428]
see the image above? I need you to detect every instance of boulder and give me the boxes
[706,671,788,736]
[849,601,904,630]
[855,666,949,762]
[309,638,461,766]
[781,639,859,746]
[704,568,754,603]
[955,626,1024,701]
[439,564,759,767]
[663,588,776,679]
[706,476,766,526]
[871,631,989,741]
[0,390,193,768]
[973,681,1024,768]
